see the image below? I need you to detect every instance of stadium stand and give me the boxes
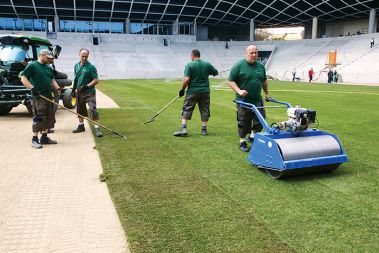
[1,31,378,84]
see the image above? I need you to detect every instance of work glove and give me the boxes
[265,96,272,102]
[31,87,40,98]
[71,89,77,98]
[178,89,185,98]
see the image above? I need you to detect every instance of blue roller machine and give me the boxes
[235,98,349,179]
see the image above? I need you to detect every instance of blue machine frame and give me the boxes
[235,99,349,172]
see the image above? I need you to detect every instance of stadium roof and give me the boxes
[0,0,378,27]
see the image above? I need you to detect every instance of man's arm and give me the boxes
[52,79,60,91]
[228,80,248,96]
[178,76,190,97]
[21,75,33,89]
[87,78,99,88]
[181,77,190,90]
[262,79,271,101]
[262,79,270,100]
[210,65,218,76]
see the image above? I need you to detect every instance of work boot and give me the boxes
[73,124,85,133]
[173,128,188,137]
[31,137,42,149]
[95,128,103,137]
[201,128,208,136]
[239,141,249,152]
[40,135,58,145]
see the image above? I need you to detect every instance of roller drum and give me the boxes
[275,135,342,161]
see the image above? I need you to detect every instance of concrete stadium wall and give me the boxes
[1,31,378,84]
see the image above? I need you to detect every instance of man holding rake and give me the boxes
[173,49,218,137]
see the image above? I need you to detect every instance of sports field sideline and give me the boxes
[95,79,378,253]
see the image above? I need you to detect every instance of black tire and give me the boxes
[265,164,341,179]
[0,105,12,116]
[56,79,72,89]
[265,169,288,179]
[54,71,68,79]
[62,88,76,109]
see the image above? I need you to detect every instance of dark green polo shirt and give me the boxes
[184,59,218,94]
[21,61,54,98]
[74,61,98,94]
[228,59,267,105]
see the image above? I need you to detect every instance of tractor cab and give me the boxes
[0,34,73,116]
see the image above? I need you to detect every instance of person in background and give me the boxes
[333,70,338,83]
[327,69,333,83]
[308,68,314,83]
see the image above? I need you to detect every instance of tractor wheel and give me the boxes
[62,88,76,109]
[54,71,68,79]
[56,79,72,89]
[0,105,13,116]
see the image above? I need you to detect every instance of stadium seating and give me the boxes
[1,30,378,84]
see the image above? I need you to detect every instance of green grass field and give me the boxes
[94,79,379,253]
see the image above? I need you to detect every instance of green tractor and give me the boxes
[0,34,76,116]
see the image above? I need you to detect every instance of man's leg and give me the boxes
[73,95,87,133]
[88,94,102,137]
[198,93,210,136]
[173,94,197,136]
[31,98,45,149]
[236,105,252,152]
[40,101,58,145]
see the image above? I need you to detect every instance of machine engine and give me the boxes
[275,106,316,132]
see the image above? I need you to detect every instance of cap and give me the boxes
[39,49,54,59]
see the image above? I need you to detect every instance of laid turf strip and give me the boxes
[95,80,379,252]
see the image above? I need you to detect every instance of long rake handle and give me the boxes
[39,94,127,140]
[144,95,180,124]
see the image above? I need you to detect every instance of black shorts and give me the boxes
[236,99,266,138]
[182,92,210,121]
[77,92,99,120]
[31,97,56,132]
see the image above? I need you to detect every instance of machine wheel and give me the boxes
[265,169,288,179]
[56,79,72,89]
[265,164,341,179]
[54,71,68,79]
[62,88,76,109]
[0,105,12,116]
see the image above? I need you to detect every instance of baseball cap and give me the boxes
[39,49,55,59]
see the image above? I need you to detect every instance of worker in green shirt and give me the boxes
[72,48,102,137]
[173,49,218,137]
[21,49,60,149]
[228,45,270,152]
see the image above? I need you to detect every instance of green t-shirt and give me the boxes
[21,61,54,98]
[74,61,98,94]
[184,59,218,94]
[228,59,267,105]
